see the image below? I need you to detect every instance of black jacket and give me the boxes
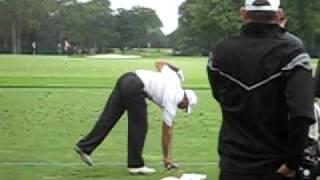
[207,23,315,174]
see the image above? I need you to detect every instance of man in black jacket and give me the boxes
[207,0,315,179]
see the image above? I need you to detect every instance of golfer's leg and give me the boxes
[77,85,125,155]
[126,92,147,168]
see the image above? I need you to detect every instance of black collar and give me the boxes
[241,23,283,38]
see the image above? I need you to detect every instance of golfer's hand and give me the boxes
[277,164,296,177]
[164,161,179,170]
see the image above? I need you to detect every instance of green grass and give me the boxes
[0,55,208,89]
[0,55,220,180]
[0,55,317,180]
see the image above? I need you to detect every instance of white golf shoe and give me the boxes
[74,146,93,166]
[128,166,156,175]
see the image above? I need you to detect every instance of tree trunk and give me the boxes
[4,35,9,50]
[16,23,21,53]
[11,19,17,54]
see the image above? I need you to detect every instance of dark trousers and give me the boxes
[219,170,297,180]
[76,72,147,168]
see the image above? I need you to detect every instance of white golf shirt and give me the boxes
[135,65,184,127]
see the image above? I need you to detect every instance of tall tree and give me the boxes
[283,0,320,49]
[0,0,115,54]
[175,0,320,55]
[82,0,115,51]
[55,0,115,52]
[114,6,163,51]
[176,0,241,55]
[0,0,47,53]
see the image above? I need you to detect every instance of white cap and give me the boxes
[245,0,280,11]
[185,90,197,114]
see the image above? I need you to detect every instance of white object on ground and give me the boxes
[128,166,156,174]
[161,177,180,180]
[180,173,207,180]
[88,54,141,59]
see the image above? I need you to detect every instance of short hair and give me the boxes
[247,11,277,22]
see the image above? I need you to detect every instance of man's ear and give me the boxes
[240,7,248,22]
[275,8,284,24]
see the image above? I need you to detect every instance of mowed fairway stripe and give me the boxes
[0,162,218,167]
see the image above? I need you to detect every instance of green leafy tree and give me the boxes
[175,0,320,55]
[176,0,241,55]
[114,6,163,52]
[0,0,116,54]
[84,0,116,51]
[146,29,166,49]
[59,0,114,52]
[283,0,320,49]
[0,0,47,53]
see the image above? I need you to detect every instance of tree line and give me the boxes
[0,0,166,54]
[0,0,319,56]
[173,0,320,56]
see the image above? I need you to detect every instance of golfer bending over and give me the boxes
[74,61,197,174]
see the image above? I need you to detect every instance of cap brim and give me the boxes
[245,6,278,11]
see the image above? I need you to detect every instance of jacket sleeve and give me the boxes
[207,50,222,103]
[283,52,315,170]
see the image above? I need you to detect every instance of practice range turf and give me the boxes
[1,55,317,180]
[0,55,221,180]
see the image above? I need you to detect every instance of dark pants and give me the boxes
[76,72,147,168]
[219,171,297,180]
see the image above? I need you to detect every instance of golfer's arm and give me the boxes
[162,122,172,163]
[155,61,179,72]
